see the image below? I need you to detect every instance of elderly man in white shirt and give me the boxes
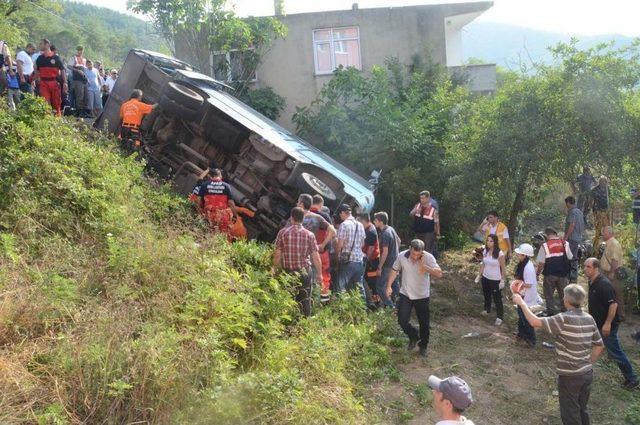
[386,239,442,357]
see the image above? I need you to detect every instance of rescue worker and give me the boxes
[118,89,156,150]
[478,210,512,261]
[194,168,237,239]
[410,190,440,255]
[32,39,67,115]
[229,206,256,241]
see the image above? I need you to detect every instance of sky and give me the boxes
[79,0,640,37]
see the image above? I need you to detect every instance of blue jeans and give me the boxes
[517,306,536,345]
[602,323,638,383]
[336,261,366,302]
[377,266,399,308]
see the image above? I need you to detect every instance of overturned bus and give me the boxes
[95,50,375,240]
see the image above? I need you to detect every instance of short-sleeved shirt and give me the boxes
[363,223,380,260]
[592,185,608,212]
[302,211,329,239]
[521,261,541,306]
[16,50,33,76]
[564,207,584,243]
[35,53,64,79]
[85,68,102,92]
[105,76,117,93]
[588,274,619,329]
[601,237,623,273]
[337,216,365,262]
[393,250,439,299]
[378,225,400,269]
[119,98,154,127]
[482,249,504,281]
[539,309,603,376]
[275,224,318,271]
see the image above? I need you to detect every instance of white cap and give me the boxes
[514,243,534,257]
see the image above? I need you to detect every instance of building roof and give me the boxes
[274,1,493,19]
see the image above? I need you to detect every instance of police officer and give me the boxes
[193,168,237,239]
[118,89,156,150]
[410,190,440,255]
[536,227,573,316]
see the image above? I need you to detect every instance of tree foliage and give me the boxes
[2,0,167,67]
[294,57,469,239]
[129,0,287,95]
[295,42,640,243]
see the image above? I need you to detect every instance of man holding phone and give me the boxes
[386,239,443,357]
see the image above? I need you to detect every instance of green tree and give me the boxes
[294,56,469,238]
[451,40,640,237]
[128,0,287,94]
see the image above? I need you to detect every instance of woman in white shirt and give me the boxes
[511,243,541,347]
[477,234,505,326]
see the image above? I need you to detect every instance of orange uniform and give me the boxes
[229,207,256,241]
[119,98,153,128]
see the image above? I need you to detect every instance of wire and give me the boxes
[24,0,91,35]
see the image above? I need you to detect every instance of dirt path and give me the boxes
[372,251,640,425]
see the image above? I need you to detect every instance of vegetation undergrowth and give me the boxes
[0,98,396,424]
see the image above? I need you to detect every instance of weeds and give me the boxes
[0,99,395,423]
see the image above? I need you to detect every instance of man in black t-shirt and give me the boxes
[33,39,67,115]
[585,257,638,389]
[358,213,380,307]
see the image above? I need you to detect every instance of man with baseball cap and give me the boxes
[428,375,475,424]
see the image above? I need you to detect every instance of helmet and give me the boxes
[514,243,535,257]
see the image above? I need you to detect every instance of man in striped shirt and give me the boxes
[514,284,604,425]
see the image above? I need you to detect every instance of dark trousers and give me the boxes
[397,294,430,348]
[543,274,568,314]
[291,268,313,317]
[602,323,638,383]
[558,370,593,425]
[517,306,536,345]
[481,277,503,319]
[568,241,579,282]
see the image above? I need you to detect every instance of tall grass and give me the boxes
[0,98,396,424]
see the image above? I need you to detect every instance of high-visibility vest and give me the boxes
[542,239,570,277]
[485,222,510,253]
[413,204,436,233]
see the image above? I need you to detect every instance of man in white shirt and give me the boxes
[16,43,35,93]
[428,375,476,425]
[386,239,442,357]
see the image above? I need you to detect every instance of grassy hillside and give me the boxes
[0,98,397,424]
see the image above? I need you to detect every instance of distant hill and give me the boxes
[13,0,168,68]
[462,22,637,69]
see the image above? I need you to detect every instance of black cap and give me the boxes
[336,204,351,214]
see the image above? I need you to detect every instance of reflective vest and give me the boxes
[542,238,570,277]
[485,222,510,253]
[413,203,436,233]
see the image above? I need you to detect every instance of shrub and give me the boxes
[0,97,394,423]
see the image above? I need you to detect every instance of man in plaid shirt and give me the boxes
[274,207,323,316]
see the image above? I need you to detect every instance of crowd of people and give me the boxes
[192,165,638,424]
[0,39,118,116]
[2,35,637,421]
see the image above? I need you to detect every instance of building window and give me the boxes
[210,49,257,83]
[312,27,361,75]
